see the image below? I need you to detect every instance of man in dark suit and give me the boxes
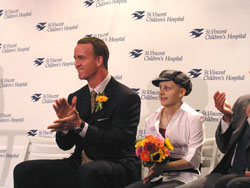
[177,92,250,188]
[14,37,141,188]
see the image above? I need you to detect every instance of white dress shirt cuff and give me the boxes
[61,123,89,137]
[220,119,230,134]
[79,122,89,137]
[62,130,69,135]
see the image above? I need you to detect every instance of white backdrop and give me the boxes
[0,0,250,187]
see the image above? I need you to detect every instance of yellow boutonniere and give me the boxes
[95,92,108,112]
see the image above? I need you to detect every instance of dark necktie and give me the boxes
[231,121,250,174]
[90,90,97,113]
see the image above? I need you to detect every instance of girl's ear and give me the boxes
[179,88,186,98]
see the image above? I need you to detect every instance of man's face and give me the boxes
[74,43,98,80]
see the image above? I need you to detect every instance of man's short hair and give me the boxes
[77,37,109,70]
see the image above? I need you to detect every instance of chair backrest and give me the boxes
[201,137,220,176]
[24,136,74,161]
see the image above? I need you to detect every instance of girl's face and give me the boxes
[159,81,185,107]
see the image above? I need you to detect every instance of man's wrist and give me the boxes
[74,120,85,134]
[222,115,231,123]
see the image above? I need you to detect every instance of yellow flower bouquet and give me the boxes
[136,135,174,167]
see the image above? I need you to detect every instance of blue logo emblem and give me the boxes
[85,34,93,37]
[31,93,42,102]
[36,22,47,31]
[131,88,140,94]
[190,28,204,38]
[188,69,202,78]
[129,49,143,58]
[0,10,3,17]
[131,11,145,20]
[27,129,38,137]
[84,0,94,7]
[34,58,45,66]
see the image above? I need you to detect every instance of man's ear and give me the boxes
[96,56,103,67]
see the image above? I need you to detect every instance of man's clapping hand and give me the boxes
[48,96,82,132]
[213,91,233,123]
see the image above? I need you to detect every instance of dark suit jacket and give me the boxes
[212,94,250,174]
[55,77,141,185]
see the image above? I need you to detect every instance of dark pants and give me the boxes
[78,160,130,188]
[14,158,139,188]
[215,174,250,188]
[14,159,80,188]
[124,178,184,188]
[177,173,250,188]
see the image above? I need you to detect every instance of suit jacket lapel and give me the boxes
[228,97,249,150]
[227,118,247,154]
[245,120,250,153]
[103,77,117,102]
[77,86,92,121]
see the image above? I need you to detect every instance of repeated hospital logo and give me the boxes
[202,110,223,122]
[131,11,145,20]
[84,0,127,8]
[0,43,2,49]
[35,22,78,32]
[188,69,244,82]
[190,28,204,38]
[188,69,202,78]
[140,89,159,100]
[190,28,246,40]
[34,58,45,66]
[129,49,143,58]
[85,34,93,37]
[84,0,94,7]
[0,10,3,17]
[113,74,123,80]
[137,128,146,139]
[131,88,140,94]
[27,129,38,137]
[31,93,42,102]
[36,22,47,31]
[84,33,125,43]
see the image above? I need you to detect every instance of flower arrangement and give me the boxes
[136,135,174,167]
[95,92,108,112]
